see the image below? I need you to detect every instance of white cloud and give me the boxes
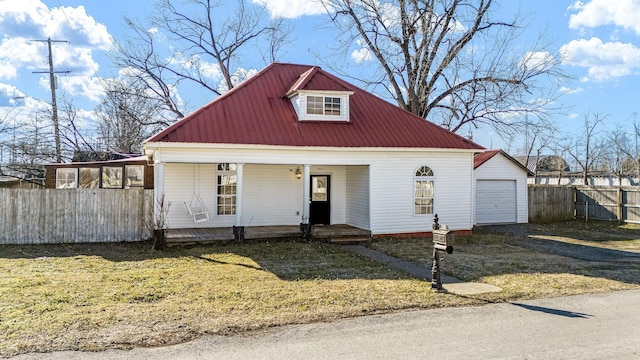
[519,51,555,72]
[58,76,105,103]
[567,1,584,12]
[0,0,111,103]
[568,0,640,35]
[252,0,326,18]
[168,53,223,83]
[351,39,373,64]
[560,86,584,94]
[217,68,258,94]
[0,83,25,106]
[559,37,640,81]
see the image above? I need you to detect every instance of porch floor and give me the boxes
[165,224,371,244]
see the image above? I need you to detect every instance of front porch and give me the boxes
[165,224,371,245]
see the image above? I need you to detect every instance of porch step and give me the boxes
[329,236,371,244]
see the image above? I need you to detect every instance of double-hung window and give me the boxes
[306,95,341,116]
[414,166,434,215]
[217,163,237,215]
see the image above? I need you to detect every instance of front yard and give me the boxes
[1,220,639,357]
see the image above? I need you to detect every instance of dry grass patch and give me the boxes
[0,241,474,357]
[371,227,640,303]
[3,221,639,357]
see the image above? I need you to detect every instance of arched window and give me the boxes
[414,166,434,215]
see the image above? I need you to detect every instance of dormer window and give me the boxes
[290,90,353,122]
[307,96,341,116]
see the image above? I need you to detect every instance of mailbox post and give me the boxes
[431,214,454,291]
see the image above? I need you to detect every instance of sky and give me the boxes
[2,0,640,154]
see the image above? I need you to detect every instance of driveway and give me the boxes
[481,224,640,263]
[11,289,640,359]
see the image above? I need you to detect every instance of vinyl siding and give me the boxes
[346,166,370,229]
[474,154,528,224]
[156,147,475,234]
[164,163,218,229]
[369,152,474,235]
[242,164,303,226]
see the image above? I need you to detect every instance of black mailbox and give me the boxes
[432,228,454,254]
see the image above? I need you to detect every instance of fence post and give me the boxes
[618,187,623,224]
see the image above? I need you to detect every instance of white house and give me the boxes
[144,63,484,240]
[474,150,531,225]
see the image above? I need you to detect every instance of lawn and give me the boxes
[1,221,639,357]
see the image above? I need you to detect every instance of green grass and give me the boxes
[2,222,639,357]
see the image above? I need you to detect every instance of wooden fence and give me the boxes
[0,188,153,245]
[528,185,576,223]
[529,185,640,223]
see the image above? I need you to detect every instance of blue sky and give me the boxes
[2,0,640,153]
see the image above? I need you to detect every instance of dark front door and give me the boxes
[310,175,330,225]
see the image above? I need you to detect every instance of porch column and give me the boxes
[153,161,165,229]
[235,163,244,227]
[302,164,311,224]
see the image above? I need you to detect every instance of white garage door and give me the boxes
[476,180,517,224]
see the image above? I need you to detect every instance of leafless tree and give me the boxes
[111,0,289,119]
[320,0,566,137]
[603,125,635,186]
[2,108,55,179]
[562,113,607,186]
[519,117,557,181]
[95,80,168,154]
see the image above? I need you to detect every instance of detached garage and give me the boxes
[474,150,532,225]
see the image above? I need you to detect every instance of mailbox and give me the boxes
[432,228,454,254]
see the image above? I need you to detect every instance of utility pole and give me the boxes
[32,38,70,163]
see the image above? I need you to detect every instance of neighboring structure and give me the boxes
[515,155,570,175]
[531,172,639,186]
[474,149,531,225]
[144,62,484,237]
[44,155,153,189]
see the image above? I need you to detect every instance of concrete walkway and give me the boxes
[341,245,502,295]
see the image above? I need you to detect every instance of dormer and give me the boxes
[286,66,354,122]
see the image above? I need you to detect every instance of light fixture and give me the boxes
[295,168,302,179]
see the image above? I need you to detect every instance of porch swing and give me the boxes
[184,164,210,223]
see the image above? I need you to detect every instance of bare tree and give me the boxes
[320,0,565,136]
[519,117,557,181]
[95,80,168,154]
[562,113,607,186]
[111,0,289,119]
[2,108,55,179]
[603,125,635,186]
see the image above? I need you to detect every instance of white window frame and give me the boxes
[293,90,353,122]
[56,168,78,189]
[216,163,237,216]
[414,165,435,215]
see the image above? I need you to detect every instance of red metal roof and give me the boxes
[473,150,501,169]
[474,149,534,175]
[147,62,484,150]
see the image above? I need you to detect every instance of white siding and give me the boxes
[164,163,218,229]
[369,152,474,235]
[241,164,304,226]
[153,146,476,234]
[346,166,370,229]
[474,153,529,224]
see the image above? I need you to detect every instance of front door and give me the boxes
[310,175,330,225]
